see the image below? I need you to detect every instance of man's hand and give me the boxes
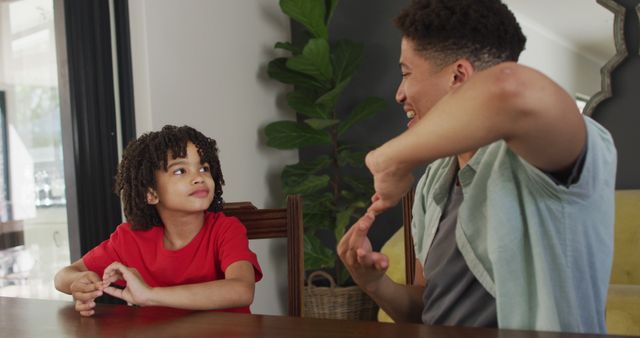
[102,262,152,306]
[337,212,389,293]
[365,150,415,214]
[69,271,104,317]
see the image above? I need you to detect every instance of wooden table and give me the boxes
[0,297,630,338]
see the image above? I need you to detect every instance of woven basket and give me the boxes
[302,270,378,320]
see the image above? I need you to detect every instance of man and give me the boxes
[337,0,616,333]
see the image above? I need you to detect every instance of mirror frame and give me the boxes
[583,0,627,116]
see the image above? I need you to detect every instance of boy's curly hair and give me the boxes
[394,0,526,70]
[115,125,225,230]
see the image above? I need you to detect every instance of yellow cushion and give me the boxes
[606,190,640,335]
[377,227,406,323]
[606,284,640,336]
[610,190,640,285]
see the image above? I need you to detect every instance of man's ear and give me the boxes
[146,189,159,205]
[450,59,475,88]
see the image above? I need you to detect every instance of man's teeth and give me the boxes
[406,111,415,119]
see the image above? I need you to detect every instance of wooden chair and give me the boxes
[377,189,417,322]
[222,195,304,317]
[402,188,416,285]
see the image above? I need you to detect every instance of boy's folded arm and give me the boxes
[146,260,256,310]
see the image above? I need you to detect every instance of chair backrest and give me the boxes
[402,188,416,285]
[222,195,303,317]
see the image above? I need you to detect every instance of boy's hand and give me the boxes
[365,150,415,215]
[69,271,104,317]
[337,212,389,293]
[102,262,152,306]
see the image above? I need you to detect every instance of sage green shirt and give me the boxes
[411,116,616,333]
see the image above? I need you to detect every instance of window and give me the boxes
[0,0,70,301]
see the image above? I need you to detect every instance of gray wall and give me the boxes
[592,0,640,189]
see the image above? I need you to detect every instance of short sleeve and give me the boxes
[545,142,587,187]
[216,217,263,282]
[82,225,125,278]
[411,168,430,265]
[514,116,616,198]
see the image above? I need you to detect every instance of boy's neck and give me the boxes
[160,211,206,250]
[456,150,476,170]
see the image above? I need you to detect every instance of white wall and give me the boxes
[128,0,297,315]
[513,12,602,100]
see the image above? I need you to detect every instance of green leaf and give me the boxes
[281,159,332,201]
[334,208,354,241]
[300,192,334,233]
[338,97,387,136]
[338,267,351,286]
[351,200,367,210]
[303,192,335,213]
[265,121,332,149]
[304,235,335,270]
[334,200,367,240]
[340,189,356,200]
[287,91,327,118]
[332,40,363,83]
[304,210,333,232]
[287,38,333,82]
[315,77,351,112]
[327,0,340,24]
[337,143,370,153]
[337,149,367,167]
[268,58,326,90]
[280,0,328,39]
[305,118,340,130]
[340,191,370,210]
[283,174,329,195]
[343,176,374,196]
[274,41,302,55]
[282,157,331,177]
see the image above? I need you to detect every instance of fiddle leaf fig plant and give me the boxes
[265,0,386,284]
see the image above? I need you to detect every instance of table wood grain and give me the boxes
[0,297,630,338]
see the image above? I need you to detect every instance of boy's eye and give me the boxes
[200,166,210,173]
[173,168,186,175]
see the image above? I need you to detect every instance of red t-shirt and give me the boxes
[82,212,262,313]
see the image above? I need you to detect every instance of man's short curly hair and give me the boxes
[115,125,225,230]
[394,0,526,70]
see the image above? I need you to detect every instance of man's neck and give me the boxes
[457,150,476,170]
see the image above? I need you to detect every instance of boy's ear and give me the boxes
[146,189,159,205]
[450,59,475,88]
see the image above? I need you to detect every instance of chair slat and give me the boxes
[222,196,303,316]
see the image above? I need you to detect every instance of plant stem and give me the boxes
[330,109,343,284]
